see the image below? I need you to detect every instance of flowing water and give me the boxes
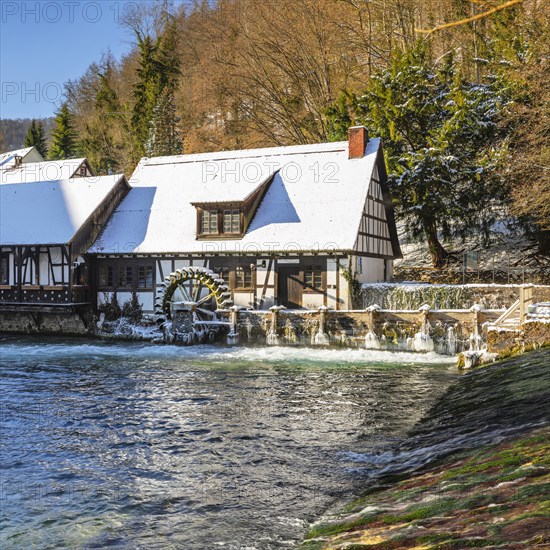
[1,335,458,549]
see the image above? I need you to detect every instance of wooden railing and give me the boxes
[492,299,520,327]
[490,285,534,330]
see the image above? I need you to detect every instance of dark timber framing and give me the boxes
[93,252,351,311]
[0,176,129,310]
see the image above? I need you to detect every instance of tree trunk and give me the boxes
[423,219,449,268]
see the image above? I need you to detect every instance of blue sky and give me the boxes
[0,1,184,119]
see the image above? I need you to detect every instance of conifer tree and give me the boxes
[131,33,159,156]
[24,119,48,158]
[49,103,78,159]
[79,55,124,174]
[327,44,509,267]
[146,87,183,157]
[131,14,181,158]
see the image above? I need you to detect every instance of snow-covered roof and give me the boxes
[89,139,383,255]
[0,159,88,184]
[0,146,44,168]
[0,175,124,245]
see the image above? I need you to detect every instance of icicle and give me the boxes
[314,306,330,346]
[412,304,434,352]
[469,303,483,351]
[446,325,457,355]
[267,306,285,345]
[226,305,242,346]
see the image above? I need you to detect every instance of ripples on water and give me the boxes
[0,335,456,549]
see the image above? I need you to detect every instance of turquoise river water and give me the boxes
[0,335,457,549]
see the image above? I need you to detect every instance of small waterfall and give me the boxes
[412,305,434,352]
[267,306,285,346]
[245,317,254,343]
[226,306,241,346]
[314,306,330,346]
[364,304,381,350]
[412,323,435,352]
[446,325,457,355]
[364,331,381,350]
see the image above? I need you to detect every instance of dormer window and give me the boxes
[79,165,87,177]
[192,171,276,240]
[196,206,243,238]
[223,209,240,233]
[201,209,219,234]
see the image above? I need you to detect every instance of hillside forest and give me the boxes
[3,0,549,264]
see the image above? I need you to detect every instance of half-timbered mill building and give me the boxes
[88,127,401,312]
[0,173,128,320]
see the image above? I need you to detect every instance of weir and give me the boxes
[210,284,550,359]
[3,283,548,360]
[214,303,496,355]
[72,287,550,361]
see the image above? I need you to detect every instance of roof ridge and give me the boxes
[139,141,348,167]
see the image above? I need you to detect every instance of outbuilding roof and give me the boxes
[0,146,44,168]
[0,159,90,184]
[89,139,388,255]
[0,175,125,245]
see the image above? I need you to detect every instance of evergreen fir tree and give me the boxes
[131,33,161,158]
[23,119,48,158]
[49,103,78,160]
[326,44,509,267]
[79,54,123,174]
[131,15,182,158]
[146,88,183,157]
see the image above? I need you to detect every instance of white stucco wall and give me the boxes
[355,257,388,284]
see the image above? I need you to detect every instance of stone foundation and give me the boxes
[0,310,93,335]
[487,321,550,356]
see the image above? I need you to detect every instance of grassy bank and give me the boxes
[302,350,550,549]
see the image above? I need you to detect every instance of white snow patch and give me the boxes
[0,159,88,184]
[0,175,124,244]
[89,140,381,254]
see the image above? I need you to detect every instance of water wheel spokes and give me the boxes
[155,267,233,320]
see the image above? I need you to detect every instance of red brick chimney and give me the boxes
[348,126,368,159]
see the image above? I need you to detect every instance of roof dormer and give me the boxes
[192,171,276,239]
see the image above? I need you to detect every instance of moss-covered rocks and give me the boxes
[302,427,549,549]
[302,349,550,549]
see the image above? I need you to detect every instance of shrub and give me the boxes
[98,292,122,321]
[122,291,143,324]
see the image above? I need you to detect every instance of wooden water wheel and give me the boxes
[155,267,232,321]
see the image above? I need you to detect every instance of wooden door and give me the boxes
[278,266,302,308]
